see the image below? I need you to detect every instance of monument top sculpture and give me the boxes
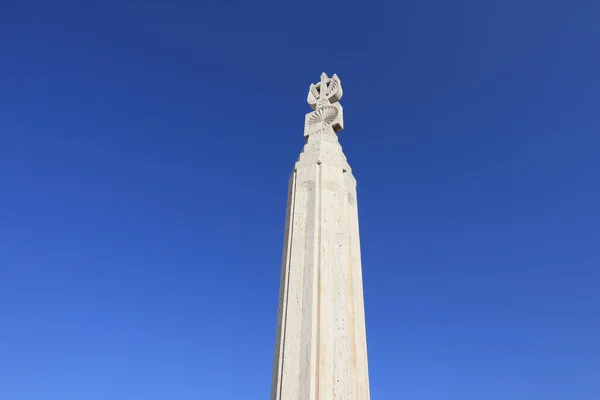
[304,72,344,136]
[307,72,343,109]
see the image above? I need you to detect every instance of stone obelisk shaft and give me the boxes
[271,73,370,400]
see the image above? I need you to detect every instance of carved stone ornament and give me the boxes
[304,73,344,137]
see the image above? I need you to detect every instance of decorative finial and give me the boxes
[307,73,343,110]
[304,73,344,137]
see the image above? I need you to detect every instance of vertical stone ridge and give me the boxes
[271,169,297,400]
[315,160,322,400]
[348,176,370,399]
[344,169,359,398]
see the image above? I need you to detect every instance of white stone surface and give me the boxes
[270,73,371,400]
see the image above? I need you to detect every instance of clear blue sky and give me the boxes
[1,1,599,399]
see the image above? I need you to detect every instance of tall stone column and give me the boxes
[270,73,371,400]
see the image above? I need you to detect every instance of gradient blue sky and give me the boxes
[1,1,599,399]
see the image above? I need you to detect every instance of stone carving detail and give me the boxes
[307,73,343,109]
[306,105,338,127]
[304,73,344,137]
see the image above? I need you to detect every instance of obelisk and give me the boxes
[270,73,370,400]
